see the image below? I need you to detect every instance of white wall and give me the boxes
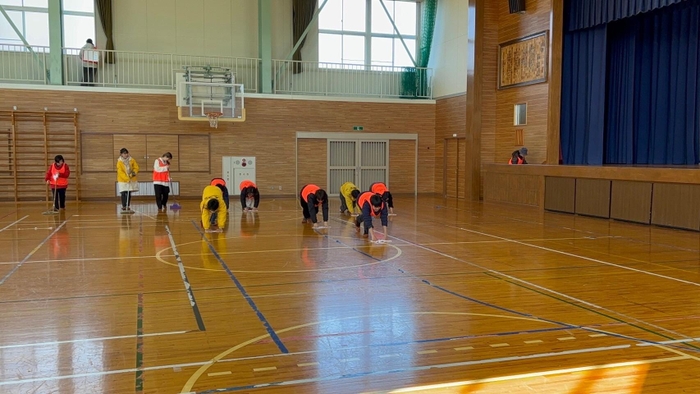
[428,0,468,98]
[111,0,293,59]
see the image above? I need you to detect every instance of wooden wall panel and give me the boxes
[0,88,434,198]
[113,135,147,168]
[483,172,541,206]
[445,139,458,197]
[178,135,210,173]
[575,178,610,218]
[388,140,415,194]
[544,176,575,213]
[610,180,652,224]
[147,135,180,172]
[81,134,113,172]
[296,139,327,193]
[651,183,700,230]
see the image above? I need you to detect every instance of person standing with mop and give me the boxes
[152,152,172,212]
[116,148,139,213]
[44,155,70,212]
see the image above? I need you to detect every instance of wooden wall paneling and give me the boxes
[544,176,575,213]
[465,0,483,201]
[651,183,700,230]
[296,139,327,192]
[388,140,416,194]
[445,139,458,197]
[113,134,147,170]
[178,135,210,172]
[575,178,611,218]
[483,172,541,206]
[458,138,466,199]
[81,134,114,172]
[610,180,652,224]
[435,95,466,193]
[147,134,180,172]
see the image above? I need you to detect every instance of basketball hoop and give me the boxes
[206,112,223,128]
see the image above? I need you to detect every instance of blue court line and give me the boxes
[0,217,69,285]
[165,225,206,331]
[191,220,288,354]
[325,218,575,329]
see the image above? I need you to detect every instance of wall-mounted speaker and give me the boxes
[509,0,526,14]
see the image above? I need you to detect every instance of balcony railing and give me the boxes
[273,60,433,99]
[0,46,433,99]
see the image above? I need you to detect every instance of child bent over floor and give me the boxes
[201,185,227,232]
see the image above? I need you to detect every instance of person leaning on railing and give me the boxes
[78,38,98,86]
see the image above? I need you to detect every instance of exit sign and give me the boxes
[353,126,364,131]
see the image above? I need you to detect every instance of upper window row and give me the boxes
[318,0,419,68]
[0,0,94,50]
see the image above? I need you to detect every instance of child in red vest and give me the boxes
[44,155,70,211]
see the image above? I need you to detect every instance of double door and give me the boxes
[328,140,388,194]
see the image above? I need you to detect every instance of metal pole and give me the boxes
[0,5,45,78]
[274,0,329,86]
[378,0,417,67]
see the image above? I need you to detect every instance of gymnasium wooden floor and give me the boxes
[1,195,700,393]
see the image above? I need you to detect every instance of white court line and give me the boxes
[448,224,700,288]
[0,341,672,387]
[383,355,689,393]
[388,232,692,340]
[0,215,28,233]
[0,330,187,350]
[420,236,615,246]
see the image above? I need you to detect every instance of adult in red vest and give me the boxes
[354,192,388,242]
[508,147,528,165]
[369,182,394,215]
[239,180,260,211]
[152,152,172,211]
[211,178,230,209]
[44,155,70,211]
[299,184,328,227]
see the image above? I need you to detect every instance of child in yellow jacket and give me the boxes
[201,185,227,232]
[339,181,360,215]
[116,148,139,212]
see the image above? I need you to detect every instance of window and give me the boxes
[514,103,527,126]
[0,0,93,51]
[318,0,418,69]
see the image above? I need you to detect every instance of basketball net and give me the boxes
[206,112,223,128]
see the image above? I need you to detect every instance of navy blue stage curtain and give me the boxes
[605,1,700,164]
[567,0,686,31]
[560,24,607,165]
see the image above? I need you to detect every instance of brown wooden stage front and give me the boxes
[483,164,700,231]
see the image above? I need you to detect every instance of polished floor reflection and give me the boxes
[1,196,700,393]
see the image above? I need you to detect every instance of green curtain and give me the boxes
[95,0,114,64]
[292,0,318,73]
[401,0,437,98]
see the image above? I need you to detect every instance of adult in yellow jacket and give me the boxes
[339,181,360,215]
[200,185,227,232]
[116,148,139,211]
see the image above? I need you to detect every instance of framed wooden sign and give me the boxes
[498,31,548,89]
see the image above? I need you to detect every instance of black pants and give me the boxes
[120,191,132,208]
[52,188,66,209]
[299,192,311,219]
[355,214,369,234]
[82,67,96,86]
[154,184,170,209]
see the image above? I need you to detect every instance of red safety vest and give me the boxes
[152,158,170,183]
[301,184,320,203]
[357,192,384,217]
[49,164,68,188]
[370,182,389,195]
[508,157,524,165]
[239,180,256,191]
